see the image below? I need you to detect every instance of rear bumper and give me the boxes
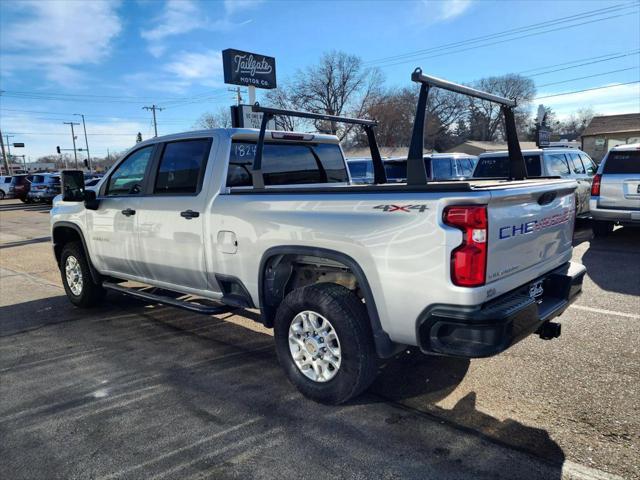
[28,191,58,201]
[590,204,640,224]
[417,261,586,358]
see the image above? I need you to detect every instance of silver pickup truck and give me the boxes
[51,71,586,404]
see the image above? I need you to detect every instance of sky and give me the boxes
[1,0,639,161]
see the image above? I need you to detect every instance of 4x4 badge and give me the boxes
[374,204,429,213]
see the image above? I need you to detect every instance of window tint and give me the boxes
[473,155,541,177]
[3,177,11,183]
[107,146,153,195]
[32,175,45,183]
[545,153,570,175]
[383,159,434,181]
[580,154,596,175]
[154,139,210,194]
[348,160,374,180]
[227,141,348,187]
[603,151,640,174]
[567,152,585,174]
[455,158,476,177]
[431,158,454,179]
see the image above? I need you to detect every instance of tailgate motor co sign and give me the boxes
[223,49,276,89]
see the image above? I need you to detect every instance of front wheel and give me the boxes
[60,241,105,307]
[274,283,378,404]
[592,220,613,237]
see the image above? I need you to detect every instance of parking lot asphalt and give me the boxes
[0,199,638,480]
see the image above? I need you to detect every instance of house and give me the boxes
[581,113,640,162]
[444,140,537,156]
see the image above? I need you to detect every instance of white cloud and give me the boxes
[141,0,250,57]
[164,50,223,82]
[536,83,640,118]
[417,0,474,22]
[1,1,121,86]
[122,50,224,94]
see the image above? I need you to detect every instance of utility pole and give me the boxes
[74,114,91,172]
[5,135,15,169]
[143,105,163,137]
[228,87,243,105]
[0,128,10,175]
[63,122,80,169]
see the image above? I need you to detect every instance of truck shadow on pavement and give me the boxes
[0,202,51,213]
[0,294,565,479]
[581,226,640,296]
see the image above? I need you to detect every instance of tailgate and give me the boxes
[599,174,640,210]
[486,180,576,283]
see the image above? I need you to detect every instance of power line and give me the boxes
[519,49,639,74]
[526,51,640,77]
[536,67,639,88]
[365,4,639,68]
[535,81,640,99]
[365,2,637,66]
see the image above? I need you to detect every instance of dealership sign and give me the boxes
[231,104,276,129]
[222,49,277,89]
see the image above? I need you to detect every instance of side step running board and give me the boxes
[102,281,235,315]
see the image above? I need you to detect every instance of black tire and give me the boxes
[0,191,5,200]
[274,283,378,405]
[592,220,613,238]
[60,241,105,308]
[20,197,29,203]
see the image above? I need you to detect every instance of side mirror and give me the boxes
[61,170,85,202]
[84,189,100,210]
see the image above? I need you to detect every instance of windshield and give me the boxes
[474,154,542,177]
[603,151,640,174]
[227,141,348,187]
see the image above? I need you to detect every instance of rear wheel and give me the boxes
[274,283,378,404]
[592,220,613,237]
[0,191,5,200]
[60,241,105,307]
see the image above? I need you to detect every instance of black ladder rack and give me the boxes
[250,104,387,189]
[407,68,527,185]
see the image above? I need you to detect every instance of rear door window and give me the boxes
[603,151,640,174]
[154,139,211,194]
[227,141,348,187]
[567,152,585,174]
[545,153,571,176]
[579,154,597,175]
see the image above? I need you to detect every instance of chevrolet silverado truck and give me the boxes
[51,70,585,404]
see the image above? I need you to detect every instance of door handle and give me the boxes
[180,209,200,219]
[121,208,136,217]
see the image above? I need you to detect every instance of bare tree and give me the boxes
[265,86,301,131]
[195,107,232,129]
[279,50,383,140]
[468,74,535,141]
[559,107,596,138]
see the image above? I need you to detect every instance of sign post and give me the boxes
[223,48,277,128]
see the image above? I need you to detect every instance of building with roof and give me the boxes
[443,140,537,156]
[581,113,640,162]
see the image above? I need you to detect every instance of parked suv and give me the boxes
[0,176,14,199]
[9,174,33,202]
[384,153,477,182]
[474,148,597,217]
[28,174,61,204]
[590,143,640,236]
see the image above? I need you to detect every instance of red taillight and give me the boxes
[443,205,488,287]
[591,174,601,196]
